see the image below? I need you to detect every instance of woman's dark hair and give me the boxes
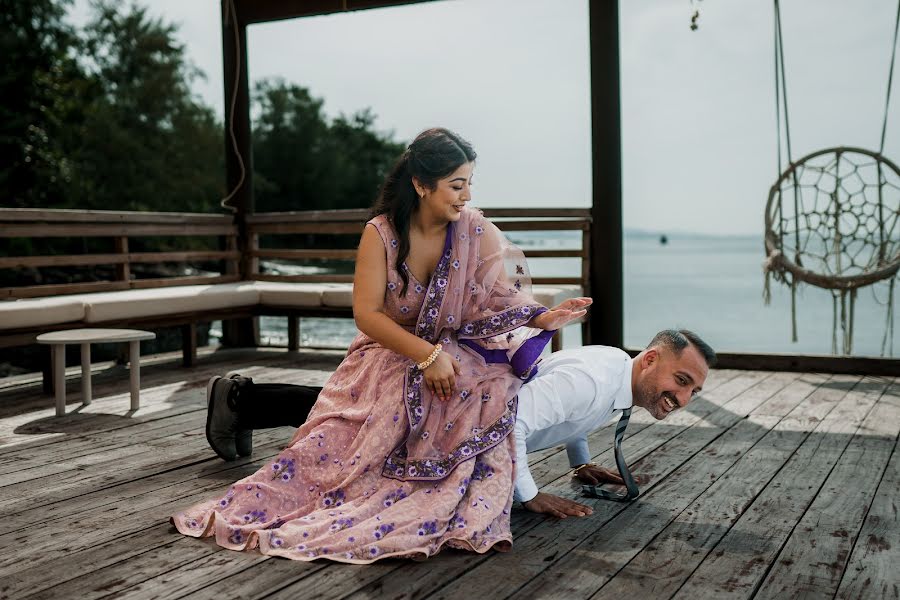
[369,127,476,295]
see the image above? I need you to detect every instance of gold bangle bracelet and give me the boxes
[416,343,443,371]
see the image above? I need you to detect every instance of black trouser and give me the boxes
[234,382,323,429]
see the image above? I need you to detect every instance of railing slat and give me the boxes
[0,223,236,238]
[0,208,233,224]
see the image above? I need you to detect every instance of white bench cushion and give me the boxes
[253,281,330,308]
[532,284,584,308]
[0,296,86,329]
[82,283,261,323]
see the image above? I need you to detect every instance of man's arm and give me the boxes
[515,422,594,518]
[566,437,592,468]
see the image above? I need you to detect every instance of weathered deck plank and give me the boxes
[594,375,885,599]
[670,377,895,600]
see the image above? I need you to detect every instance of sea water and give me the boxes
[239,231,897,358]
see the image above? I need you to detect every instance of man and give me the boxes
[206,329,715,518]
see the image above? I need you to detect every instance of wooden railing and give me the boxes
[0,209,240,299]
[246,207,592,288]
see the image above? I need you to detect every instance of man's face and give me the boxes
[633,344,708,420]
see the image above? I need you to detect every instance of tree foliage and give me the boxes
[1,0,404,216]
[252,79,404,212]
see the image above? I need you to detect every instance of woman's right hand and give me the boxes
[424,352,461,402]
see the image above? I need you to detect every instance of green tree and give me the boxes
[69,1,224,214]
[0,0,86,207]
[251,79,405,212]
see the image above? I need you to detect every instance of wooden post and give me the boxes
[589,0,624,348]
[182,323,198,367]
[221,0,259,347]
[129,340,140,411]
[115,236,130,285]
[80,343,92,405]
[288,316,299,351]
[53,344,66,416]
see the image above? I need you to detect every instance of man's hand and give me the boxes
[521,492,594,518]
[573,464,625,486]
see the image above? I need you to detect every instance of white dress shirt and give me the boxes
[513,345,634,502]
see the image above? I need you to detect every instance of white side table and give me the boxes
[37,328,156,416]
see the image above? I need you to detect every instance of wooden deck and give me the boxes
[0,347,896,599]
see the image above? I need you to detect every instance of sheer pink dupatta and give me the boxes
[383,209,553,481]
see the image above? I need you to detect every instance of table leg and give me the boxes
[53,344,66,416]
[81,343,92,406]
[129,340,140,411]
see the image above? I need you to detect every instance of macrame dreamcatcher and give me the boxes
[764,0,900,356]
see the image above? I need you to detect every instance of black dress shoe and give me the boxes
[205,375,239,461]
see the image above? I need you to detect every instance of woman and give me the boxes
[172,128,590,563]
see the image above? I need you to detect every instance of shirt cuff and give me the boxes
[514,471,539,503]
[566,437,592,467]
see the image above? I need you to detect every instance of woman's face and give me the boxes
[416,161,474,223]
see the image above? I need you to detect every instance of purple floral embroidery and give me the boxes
[417,520,439,536]
[330,517,354,532]
[415,283,424,294]
[452,259,460,269]
[270,535,284,547]
[436,277,448,289]
[445,421,454,431]
[446,314,455,324]
[458,477,470,495]
[383,488,407,507]
[460,305,545,340]
[387,282,397,291]
[242,509,267,524]
[481,391,491,402]
[400,306,410,314]
[475,225,484,235]
[322,489,345,507]
[391,239,398,248]
[515,265,525,275]
[373,523,396,539]
[271,457,295,482]
[514,279,522,290]
[228,528,245,545]
[472,460,495,481]
[421,431,430,440]
[449,513,467,529]
[383,396,518,481]
[459,389,470,400]
[469,283,478,294]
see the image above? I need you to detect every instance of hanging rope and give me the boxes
[220,0,245,213]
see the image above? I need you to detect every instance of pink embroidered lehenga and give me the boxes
[172,208,553,563]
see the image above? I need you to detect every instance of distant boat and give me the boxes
[659,234,668,245]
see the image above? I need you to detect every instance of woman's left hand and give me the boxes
[531,297,592,331]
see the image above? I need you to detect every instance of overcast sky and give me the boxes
[70,0,900,236]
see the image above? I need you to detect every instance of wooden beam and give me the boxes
[222,0,258,347]
[589,0,623,347]
[232,0,434,25]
